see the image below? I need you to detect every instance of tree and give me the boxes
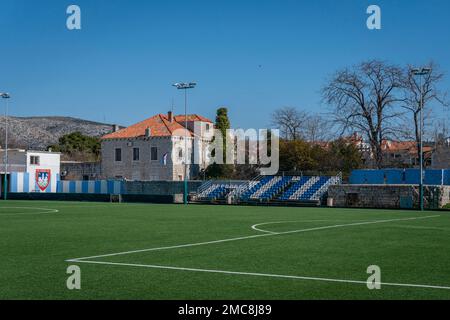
[326,139,363,175]
[205,107,234,178]
[215,107,230,158]
[278,138,362,175]
[303,114,331,143]
[48,132,100,161]
[279,139,317,172]
[322,60,404,168]
[271,107,308,140]
[401,62,448,165]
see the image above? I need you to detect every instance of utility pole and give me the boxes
[172,82,197,205]
[411,68,431,211]
[1,93,11,200]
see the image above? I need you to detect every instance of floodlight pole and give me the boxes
[420,79,424,211]
[411,68,431,211]
[173,82,197,205]
[1,93,11,201]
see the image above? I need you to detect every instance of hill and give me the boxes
[0,116,116,150]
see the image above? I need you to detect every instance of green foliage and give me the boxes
[48,132,100,161]
[279,139,317,172]
[279,138,362,175]
[215,107,230,136]
[204,163,235,179]
[206,108,233,178]
[327,139,363,173]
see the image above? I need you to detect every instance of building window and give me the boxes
[178,148,183,159]
[206,123,210,132]
[30,156,40,165]
[133,148,140,161]
[151,147,158,161]
[115,148,122,162]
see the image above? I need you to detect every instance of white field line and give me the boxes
[67,215,440,262]
[71,259,450,291]
[389,224,450,232]
[0,207,59,216]
[1,204,144,212]
[251,219,365,234]
[35,204,127,209]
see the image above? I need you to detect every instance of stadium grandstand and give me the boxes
[194,174,342,205]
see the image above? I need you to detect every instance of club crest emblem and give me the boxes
[36,169,51,191]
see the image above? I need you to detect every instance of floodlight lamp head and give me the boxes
[172,82,197,90]
[0,93,10,99]
[411,67,432,76]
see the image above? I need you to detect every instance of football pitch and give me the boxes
[1,200,450,300]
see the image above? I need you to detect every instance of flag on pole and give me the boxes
[162,153,168,166]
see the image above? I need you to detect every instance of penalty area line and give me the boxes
[69,259,450,291]
[67,215,440,262]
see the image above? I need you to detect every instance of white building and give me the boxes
[0,149,61,193]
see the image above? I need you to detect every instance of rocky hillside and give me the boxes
[0,116,117,150]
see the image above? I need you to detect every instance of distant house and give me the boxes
[381,140,433,168]
[101,111,213,181]
[0,149,60,193]
[341,133,434,168]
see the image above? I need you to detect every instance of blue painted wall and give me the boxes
[350,169,450,185]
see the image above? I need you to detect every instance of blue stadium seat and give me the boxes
[259,176,292,201]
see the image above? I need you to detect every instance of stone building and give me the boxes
[101,112,213,181]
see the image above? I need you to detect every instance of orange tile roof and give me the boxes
[173,114,213,123]
[382,140,433,154]
[102,114,193,140]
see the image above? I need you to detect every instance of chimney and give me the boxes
[168,111,173,123]
[145,127,151,138]
[112,124,120,133]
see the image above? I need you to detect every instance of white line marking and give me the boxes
[389,225,450,232]
[251,219,360,234]
[0,207,59,216]
[71,259,450,291]
[68,215,440,262]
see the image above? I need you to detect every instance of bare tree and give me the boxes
[303,114,331,143]
[270,107,308,140]
[322,60,404,168]
[401,62,449,163]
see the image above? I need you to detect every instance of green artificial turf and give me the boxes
[0,200,449,300]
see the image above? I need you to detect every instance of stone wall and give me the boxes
[442,186,450,205]
[328,184,450,209]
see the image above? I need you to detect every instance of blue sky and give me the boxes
[0,0,449,129]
